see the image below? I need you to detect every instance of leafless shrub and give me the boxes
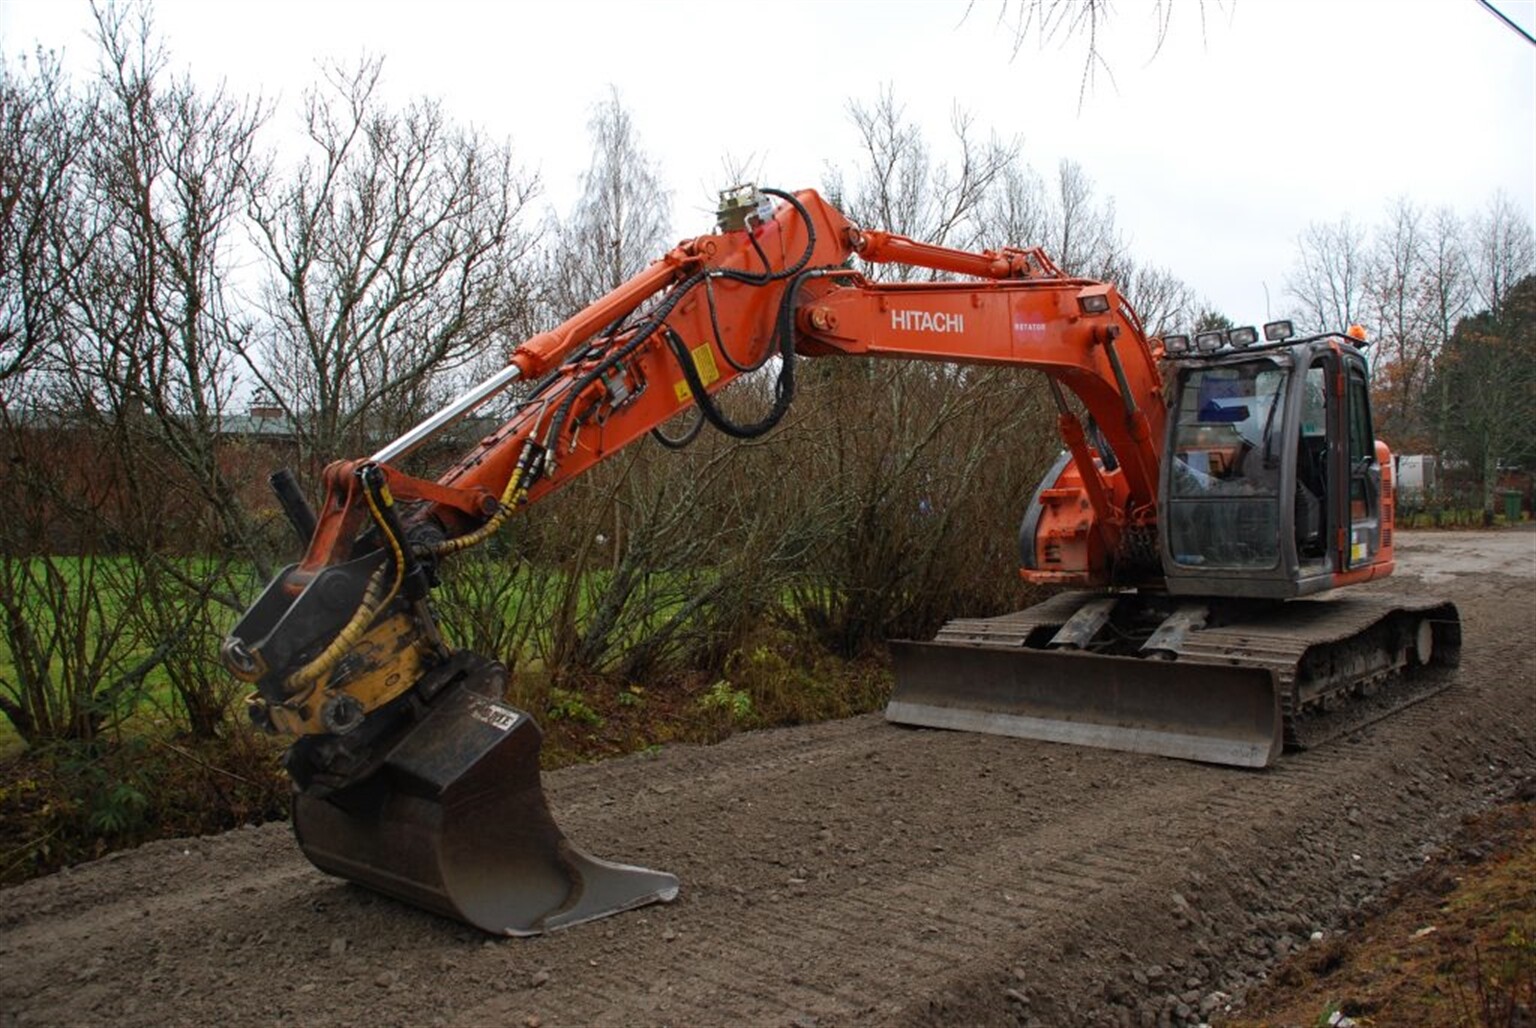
[247,56,542,475]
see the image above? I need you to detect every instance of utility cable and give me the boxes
[1475,0,1536,46]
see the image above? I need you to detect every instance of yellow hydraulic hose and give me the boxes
[283,455,528,702]
[429,463,528,558]
[282,477,407,699]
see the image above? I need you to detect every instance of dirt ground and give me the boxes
[1223,792,1536,1027]
[1,528,1533,1028]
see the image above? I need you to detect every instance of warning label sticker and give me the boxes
[465,694,520,733]
[674,343,721,403]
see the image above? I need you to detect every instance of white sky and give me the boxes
[3,0,1534,324]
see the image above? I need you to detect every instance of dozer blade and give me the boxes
[887,640,1282,768]
[292,669,678,936]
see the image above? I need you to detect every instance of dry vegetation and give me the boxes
[1225,789,1536,1028]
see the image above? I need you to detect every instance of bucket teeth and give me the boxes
[291,658,678,935]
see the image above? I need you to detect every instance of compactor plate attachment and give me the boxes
[888,640,1282,767]
[290,655,678,935]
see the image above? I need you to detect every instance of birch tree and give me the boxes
[1044,158,1126,280]
[1469,191,1536,318]
[1363,197,1431,445]
[546,86,672,314]
[830,88,1018,281]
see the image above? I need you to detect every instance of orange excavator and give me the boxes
[222,186,1459,935]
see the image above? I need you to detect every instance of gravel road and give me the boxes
[2,528,1532,1028]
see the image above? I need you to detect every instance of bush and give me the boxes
[0,730,288,885]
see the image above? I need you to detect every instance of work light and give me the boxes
[1194,331,1227,354]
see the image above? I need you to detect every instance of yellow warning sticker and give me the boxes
[674,343,721,404]
[692,343,720,386]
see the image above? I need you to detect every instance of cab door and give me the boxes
[1343,357,1382,569]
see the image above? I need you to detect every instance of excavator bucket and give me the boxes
[887,639,1283,768]
[290,663,678,935]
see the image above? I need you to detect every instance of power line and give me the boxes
[1475,0,1536,47]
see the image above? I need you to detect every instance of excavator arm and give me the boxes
[229,187,1168,737]
[222,186,1177,935]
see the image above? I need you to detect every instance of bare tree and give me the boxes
[984,157,1173,329]
[979,161,1049,250]
[1284,216,1369,332]
[1120,261,1199,336]
[0,3,265,741]
[793,100,1057,652]
[546,87,672,316]
[1363,197,1433,445]
[77,2,271,728]
[1418,207,1474,348]
[981,0,1204,107]
[1468,190,1536,318]
[248,57,541,468]
[1044,158,1125,279]
[830,88,1019,281]
[82,3,266,532]
[0,50,96,387]
[1421,206,1473,446]
[1286,194,1530,455]
[785,362,1057,655]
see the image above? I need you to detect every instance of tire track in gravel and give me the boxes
[906,532,1536,1026]
[449,752,1273,1026]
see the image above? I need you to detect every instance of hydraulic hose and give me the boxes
[428,448,535,558]
[544,188,820,451]
[542,268,709,454]
[650,408,706,450]
[282,470,408,699]
[662,189,821,440]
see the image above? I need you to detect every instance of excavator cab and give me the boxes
[1159,325,1390,599]
[887,323,1454,769]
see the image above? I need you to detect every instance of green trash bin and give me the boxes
[1502,490,1523,521]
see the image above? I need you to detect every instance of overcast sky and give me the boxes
[3,0,1533,324]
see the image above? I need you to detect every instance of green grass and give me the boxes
[0,550,895,883]
[0,552,738,750]
[0,548,906,755]
[0,554,265,748]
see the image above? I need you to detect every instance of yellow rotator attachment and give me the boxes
[223,459,679,935]
[231,580,681,935]
[254,610,433,737]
